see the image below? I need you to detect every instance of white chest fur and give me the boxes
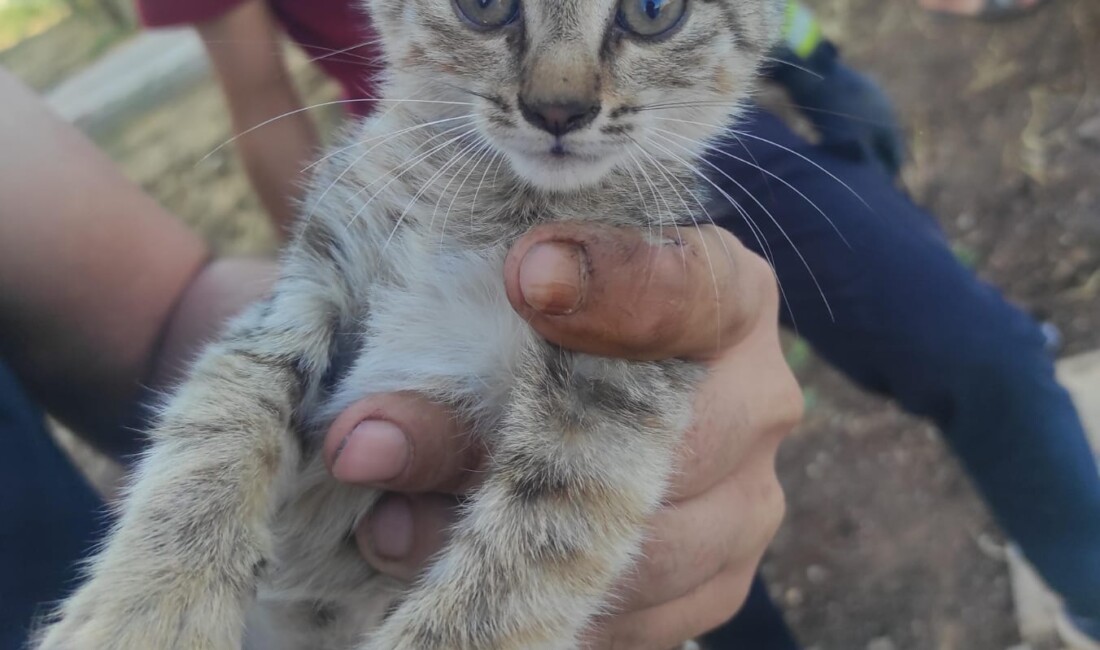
[324,241,537,426]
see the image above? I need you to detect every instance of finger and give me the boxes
[583,565,757,650]
[616,440,786,612]
[355,492,459,583]
[667,319,803,501]
[324,391,484,494]
[504,222,776,361]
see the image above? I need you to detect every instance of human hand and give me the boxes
[323,223,802,648]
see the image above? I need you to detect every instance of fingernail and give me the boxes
[519,241,587,315]
[369,495,414,560]
[332,420,410,484]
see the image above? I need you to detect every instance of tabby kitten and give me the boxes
[35,0,780,647]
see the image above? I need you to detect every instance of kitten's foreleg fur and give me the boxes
[33,286,339,650]
[361,346,699,650]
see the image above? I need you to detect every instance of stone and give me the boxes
[1077,115,1100,148]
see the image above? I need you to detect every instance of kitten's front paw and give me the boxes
[33,577,242,650]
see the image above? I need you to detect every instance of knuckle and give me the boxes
[605,622,655,650]
[758,363,805,437]
[694,573,753,638]
[760,475,788,539]
[740,246,777,299]
[720,568,758,617]
[776,369,806,431]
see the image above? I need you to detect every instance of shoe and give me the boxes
[924,0,1053,21]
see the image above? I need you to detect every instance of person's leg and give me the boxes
[0,361,109,650]
[703,575,803,649]
[763,1,905,178]
[702,108,1100,634]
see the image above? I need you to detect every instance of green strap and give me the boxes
[782,0,823,59]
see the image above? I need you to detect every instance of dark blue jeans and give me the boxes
[4,109,1099,650]
[0,363,110,649]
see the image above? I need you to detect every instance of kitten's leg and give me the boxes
[34,280,343,650]
[363,349,700,650]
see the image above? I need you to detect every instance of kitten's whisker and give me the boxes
[619,159,658,253]
[386,144,470,246]
[652,116,870,210]
[625,149,673,279]
[779,102,898,127]
[345,122,479,202]
[370,98,477,106]
[635,144,725,353]
[632,101,741,113]
[638,136,796,331]
[627,147,684,272]
[343,128,479,240]
[200,97,478,164]
[625,149,672,281]
[650,131,830,323]
[469,151,503,228]
[198,38,385,66]
[297,115,478,243]
[372,130,484,248]
[643,145,735,267]
[447,144,495,244]
[653,127,851,249]
[299,87,462,173]
[490,152,508,190]
[435,139,495,247]
[759,56,825,80]
[304,35,387,65]
[428,136,488,232]
[301,113,473,178]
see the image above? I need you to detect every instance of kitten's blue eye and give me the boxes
[454,0,520,29]
[617,0,687,37]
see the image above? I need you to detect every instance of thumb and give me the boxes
[324,392,484,494]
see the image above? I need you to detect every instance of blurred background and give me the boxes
[2,0,1098,648]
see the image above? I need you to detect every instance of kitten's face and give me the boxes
[367,0,779,192]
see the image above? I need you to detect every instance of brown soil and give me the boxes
[764,2,1100,649]
[33,1,1100,648]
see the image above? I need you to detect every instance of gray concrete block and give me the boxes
[45,28,210,134]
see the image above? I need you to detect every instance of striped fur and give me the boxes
[33,0,780,648]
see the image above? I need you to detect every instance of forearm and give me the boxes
[230,95,318,240]
[0,69,273,454]
[196,0,320,240]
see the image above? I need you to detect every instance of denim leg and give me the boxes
[704,575,803,649]
[705,108,1100,622]
[0,361,109,650]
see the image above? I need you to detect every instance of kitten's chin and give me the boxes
[508,151,620,193]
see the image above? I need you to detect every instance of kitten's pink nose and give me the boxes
[518,97,601,136]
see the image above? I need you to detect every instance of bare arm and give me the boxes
[195,0,320,239]
[0,68,274,456]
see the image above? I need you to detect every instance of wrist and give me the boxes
[147,257,277,390]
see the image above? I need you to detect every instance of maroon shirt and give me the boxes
[136,0,382,116]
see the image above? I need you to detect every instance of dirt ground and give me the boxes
[29,0,1100,648]
[761,2,1100,649]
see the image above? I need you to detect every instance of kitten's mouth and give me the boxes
[541,140,595,161]
[502,138,620,191]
